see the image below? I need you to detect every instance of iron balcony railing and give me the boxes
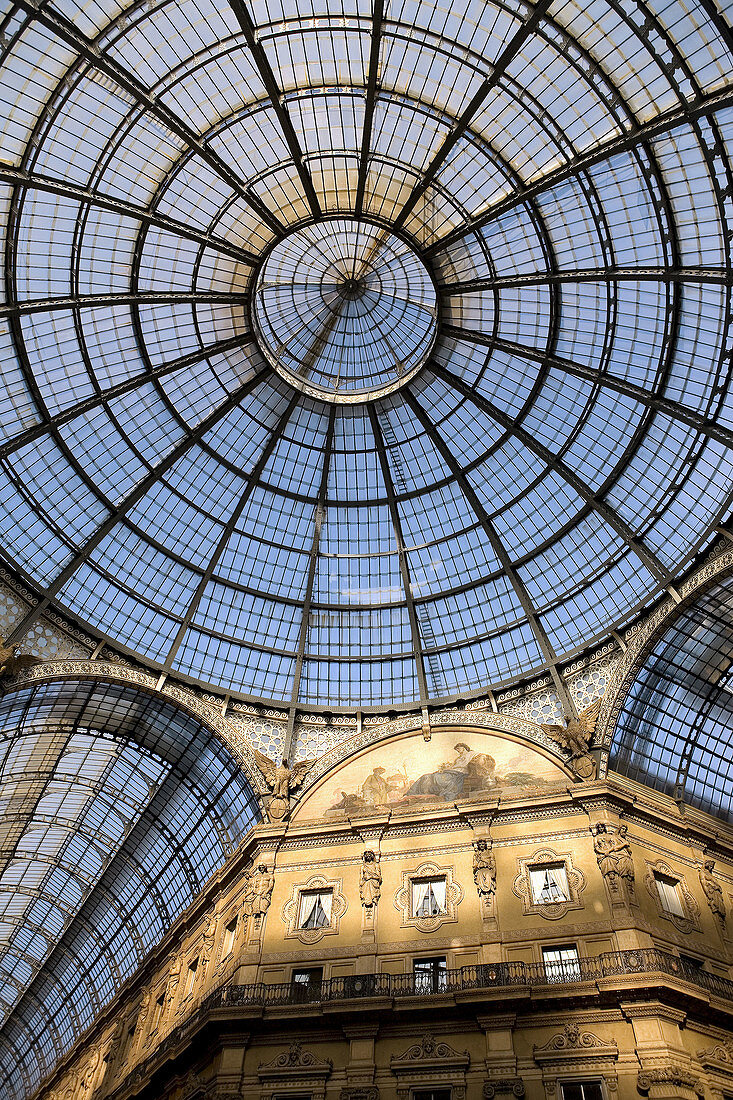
[206,948,733,1009]
[108,948,733,1099]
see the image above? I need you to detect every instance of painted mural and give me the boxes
[295,729,568,819]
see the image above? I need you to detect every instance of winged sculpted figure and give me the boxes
[253,750,315,821]
[540,698,602,778]
[0,639,38,683]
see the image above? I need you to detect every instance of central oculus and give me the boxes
[251,218,438,403]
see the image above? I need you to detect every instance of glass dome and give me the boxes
[0,0,732,709]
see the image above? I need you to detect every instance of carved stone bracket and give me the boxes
[391,1033,469,1100]
[483,1077,525,1097]
[636,1067,703,1098]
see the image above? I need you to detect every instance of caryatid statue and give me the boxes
[700,858,726,923]
[165,952,182,1004]
[473,838,497,903]
[591,822,635,898]
[359,850,382,909]
[200,910,217,972]
[244,862,275,926]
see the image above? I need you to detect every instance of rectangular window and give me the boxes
[560,1082,604,1100]
[183,959,198,998]
[152,993,165,1031]
[530,864,570,904]
[654,872,685,916]
[122,1025,135,1062]
[411,877,447,917]
[222,918,237,957]
[542,945,581,983]
[291,967,324,1001]
[413,1091,452,1100]
[298,890,333,929]
[413,956,447,994]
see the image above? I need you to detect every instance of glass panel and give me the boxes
[530,865,570,904]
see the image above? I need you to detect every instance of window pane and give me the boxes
[413,957,447,993]
[298,890,332,928]
[654,873,685,916]
[530,864,570,903]
[542,945,581,982]
[411,878,447,916]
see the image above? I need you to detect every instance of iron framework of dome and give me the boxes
[0,0,732,717]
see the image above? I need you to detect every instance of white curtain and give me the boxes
[413,878,446,916]
[431,878,447,912]
[299,892,320,927]
[301,891,332,928]
[412,880,430,916]
[547,866,569,901]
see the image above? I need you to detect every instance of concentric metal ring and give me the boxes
[251,219,438,402]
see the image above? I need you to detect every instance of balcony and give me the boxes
[108,949,733,1099]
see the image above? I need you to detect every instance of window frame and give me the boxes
[559,1079,605,1100]
[530,863,571,905]
[183,957,198,999]
[542,944,582,983]
[222,916,237,958]
[410,876,448,918]
[290,966,324,1001]
[653,871,686,917]
[297,888,334,930]
[412,955,448,995]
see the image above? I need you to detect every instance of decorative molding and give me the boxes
[393,860,463,933]
[180,1070,204,1098]
[281,874,347,944]
[512,848,586,920]
[390,1033,470,1100]
[534,1024,616,1055]
[339,1089,379,1100]
[483,1078,525,1097]
[644,859,701,934]
[534,1023,618,1098]
[698,1041,733,1066]
[258,1040,332,1099]
[636,1068,703,1096]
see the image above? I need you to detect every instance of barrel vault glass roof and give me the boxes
[0,680,260,1098]
[611,575,733,823]
[0,0,732,712]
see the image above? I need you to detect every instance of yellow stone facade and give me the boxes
[35,734,733,1100]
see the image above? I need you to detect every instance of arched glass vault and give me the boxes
[610,574,733,823]
[0,679,260,1099]
[0,0,730,710]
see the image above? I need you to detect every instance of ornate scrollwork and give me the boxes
[259,1040,333,1071]
[535,1023,611,1052]
[483,1077,525,1097]
[637,1068,702,1095]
